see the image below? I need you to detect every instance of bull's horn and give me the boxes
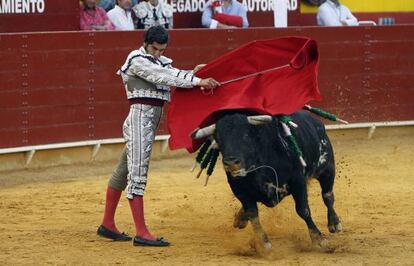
[247,115,273,125]
[190,124,216,139]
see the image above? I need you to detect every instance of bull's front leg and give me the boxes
[250,215,272,251]
[291,181,328,248]
[241,202,272,251]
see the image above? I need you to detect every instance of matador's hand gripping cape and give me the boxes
[168,37,322,152]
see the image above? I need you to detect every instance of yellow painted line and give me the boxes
[301,0,414,14]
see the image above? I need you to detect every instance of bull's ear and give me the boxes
[190,124,216,139]
[247,115,273,125]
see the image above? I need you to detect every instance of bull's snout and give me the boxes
[223,156,248,177]
[223,157,241,166]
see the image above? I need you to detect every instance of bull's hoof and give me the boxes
[328,216,343,233]
[233,221,247,229]
[233,218,248,229]
[310,231,329,249]
[263,241,272,251]
[310,232,338,253]
[316,237,329,250]
[328,221,343,233]
[249,236,272,257]
[233,211,248,229]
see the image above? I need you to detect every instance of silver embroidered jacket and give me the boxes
[118,46,201,102]
[133,1,173,29]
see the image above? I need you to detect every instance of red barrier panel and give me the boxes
[0,26,413,149]
[0,1,79,33]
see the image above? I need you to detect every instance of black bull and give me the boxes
[192,111,342,250]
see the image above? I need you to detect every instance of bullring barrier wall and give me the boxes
[0,26,413,160]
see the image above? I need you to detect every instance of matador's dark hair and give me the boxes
[144,26,169,45]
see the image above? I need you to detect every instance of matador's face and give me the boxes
[144,42,168,59]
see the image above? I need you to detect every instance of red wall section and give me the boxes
[0,26,413,149]
[0,1,80,33]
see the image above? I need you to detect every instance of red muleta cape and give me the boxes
[168,37,322,153]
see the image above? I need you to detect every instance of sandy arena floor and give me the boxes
[0,130,413,265]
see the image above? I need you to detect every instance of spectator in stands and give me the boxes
[132,0,174,29]
[98,0,116,11]
[99,0,138,12]
[107,0,135,30]
[80,0,115,31]
[317,0,358,26]
[202,0,249,29]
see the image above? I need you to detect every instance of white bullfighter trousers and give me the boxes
[123,103,162,199]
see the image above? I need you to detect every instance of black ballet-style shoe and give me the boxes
[133,236,170,247]
[97,225,132,241]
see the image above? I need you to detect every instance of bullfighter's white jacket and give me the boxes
[118,46,201,102]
